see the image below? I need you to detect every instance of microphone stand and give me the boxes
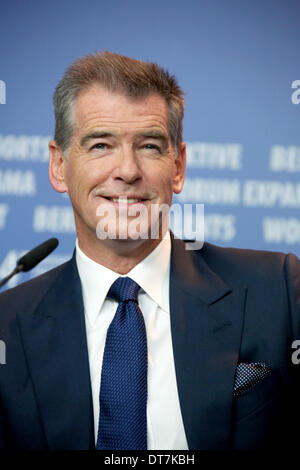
[0,265,24,289]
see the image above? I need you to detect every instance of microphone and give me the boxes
[0,238,59,289]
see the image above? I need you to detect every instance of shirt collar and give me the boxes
[76,231,171,326]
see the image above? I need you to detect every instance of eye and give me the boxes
[91,143,108,150]
[144,143,160,151]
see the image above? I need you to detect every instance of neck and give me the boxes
[77,234,164,274]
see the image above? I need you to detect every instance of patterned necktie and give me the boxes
[96,277,148,450]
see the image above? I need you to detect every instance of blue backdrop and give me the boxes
[1,0,300,289]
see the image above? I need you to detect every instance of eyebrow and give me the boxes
[80,131,115,147]
[136,130,168,142]
[80,129,169,147]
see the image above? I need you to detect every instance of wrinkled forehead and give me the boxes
[72,83,170,138]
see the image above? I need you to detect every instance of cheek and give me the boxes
[145,159,175,183]
[149,169,175,200]
[65,161,105,194]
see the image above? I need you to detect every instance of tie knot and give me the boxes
[108,277,140,303]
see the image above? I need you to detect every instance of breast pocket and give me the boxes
[234,369,283,422]
[231,369,284,449]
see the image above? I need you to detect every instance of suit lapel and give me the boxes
[17,257,95,449]
[170,237,247,450]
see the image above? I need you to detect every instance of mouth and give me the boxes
[101,195,149,205]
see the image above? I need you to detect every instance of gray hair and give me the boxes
[53,51,185,156]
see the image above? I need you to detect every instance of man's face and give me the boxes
[49,84,186,248]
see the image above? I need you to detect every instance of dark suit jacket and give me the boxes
[0,237,300,450]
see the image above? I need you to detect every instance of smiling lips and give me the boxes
[102,195,148,204]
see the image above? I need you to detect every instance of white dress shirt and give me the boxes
[75,232,188,450]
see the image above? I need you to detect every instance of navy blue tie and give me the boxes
[96,277,148,450]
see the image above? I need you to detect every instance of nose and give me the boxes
[113,146,142,184]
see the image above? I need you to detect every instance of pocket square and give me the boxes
[233,362,272,397]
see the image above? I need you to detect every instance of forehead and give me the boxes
[74,84,169,135]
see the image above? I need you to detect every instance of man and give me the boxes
[0,51,300,450]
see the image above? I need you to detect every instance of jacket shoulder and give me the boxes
[0,260,72,320]
[198,241,298,284]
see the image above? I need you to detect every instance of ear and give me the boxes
[173,142,186,194]
[48,140,68,193]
